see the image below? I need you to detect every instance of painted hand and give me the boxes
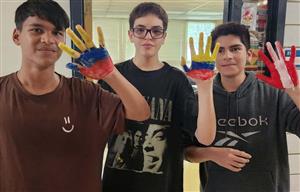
[181,32,220,80]
[256,41,298,89]
[58,25,114,80]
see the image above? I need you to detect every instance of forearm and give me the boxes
[103,68,150,121]
[286,85,300,110]
[195,85,216,145]
[184,146,215,163]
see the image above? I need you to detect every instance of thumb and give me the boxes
[256,73,283,88]
[181,56,190,72]
[66,63,91,78]
[66,63,81,73]
[256,73,273,84]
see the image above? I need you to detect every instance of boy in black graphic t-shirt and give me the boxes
[100,2,217,192]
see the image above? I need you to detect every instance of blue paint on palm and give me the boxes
[182,65,190,72]
[191,61,215,70]
[78,47,110,67]
[66,63,79,71]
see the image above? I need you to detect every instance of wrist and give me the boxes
[285,84,300,94]
[102,67,116,82]
[205,147,218,162]
[285,84,300,108]
[197,86,213,97]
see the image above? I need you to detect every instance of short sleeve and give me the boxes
[175,74,198,147]
[98,88,126,135]
[98,80,114,93]
[279,91,300,137]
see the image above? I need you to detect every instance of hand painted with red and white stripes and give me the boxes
[256,41,298,89]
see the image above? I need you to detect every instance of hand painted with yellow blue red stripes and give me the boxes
[58,25,113,80]
[181,32,220,80]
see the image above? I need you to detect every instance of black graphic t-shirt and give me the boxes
[99,60,196,192]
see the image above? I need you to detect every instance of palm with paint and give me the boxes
[256,41,298,89]
[58,25,114,80]
[181,32,220,80]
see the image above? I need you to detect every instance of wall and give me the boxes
[285,1,300,191]
[0,0,71,77]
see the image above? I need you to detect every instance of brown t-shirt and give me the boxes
[0,73,125,191]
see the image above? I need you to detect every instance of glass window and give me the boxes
[186,22,216,62]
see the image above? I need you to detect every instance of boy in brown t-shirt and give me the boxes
[0,0,149,191]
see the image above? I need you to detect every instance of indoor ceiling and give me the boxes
[92,0,224,20]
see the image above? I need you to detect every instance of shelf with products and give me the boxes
[241,0,268,74]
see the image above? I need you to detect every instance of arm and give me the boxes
[181,32,219,145]
[184,146,252,172]
[103,68,150,121]
[285,85,300,109]
[59,25,150,121]
[194,78,216,145]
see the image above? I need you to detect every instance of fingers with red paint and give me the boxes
[256,41,298,89]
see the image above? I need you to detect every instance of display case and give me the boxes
[223,0,288,75]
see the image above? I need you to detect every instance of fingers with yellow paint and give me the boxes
[211,42,220,61]
[75,25,95,49]
[198,32,204,56]
[58,42,80,58]
[97,26,105,47]
[205,36,212,58]
[66,28,87,52]
[189,37,196,57]
[188,33,220,62]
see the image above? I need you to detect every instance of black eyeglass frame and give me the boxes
[131,27,166,39]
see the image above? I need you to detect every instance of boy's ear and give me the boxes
[161,32,167,45]
[128,30,134,42]
[246,48,253,63]
[12,28,21,45]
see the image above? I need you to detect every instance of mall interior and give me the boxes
[0,0,299,191]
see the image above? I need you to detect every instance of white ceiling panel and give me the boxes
[92,0,224,20]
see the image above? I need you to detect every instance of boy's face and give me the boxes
[128,14,166,58]
[215,35,251,78]
[13,16,65,69]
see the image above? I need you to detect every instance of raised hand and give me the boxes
[181,32,220,80]
[58,25,114,80]
[256,41,298,89]
[211,147,251,172]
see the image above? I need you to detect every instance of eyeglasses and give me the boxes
[131,27,165,39]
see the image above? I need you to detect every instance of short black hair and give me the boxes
[129,2,168,31]
[15,0,69,31]
[211,22,250,51]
